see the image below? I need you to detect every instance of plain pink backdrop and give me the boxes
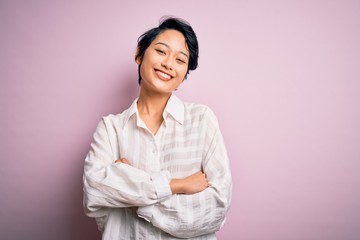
[1,1,360,239]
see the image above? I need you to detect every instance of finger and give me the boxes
[114,158,127,164]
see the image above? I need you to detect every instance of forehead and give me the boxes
[151,29,189,53]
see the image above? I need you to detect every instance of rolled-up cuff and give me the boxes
[137,205,154,222]
[151,170,172,200]
[137,171,172,222]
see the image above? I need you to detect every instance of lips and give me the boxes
[155,69,173,80]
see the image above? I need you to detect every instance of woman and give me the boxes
[83,17,232,239]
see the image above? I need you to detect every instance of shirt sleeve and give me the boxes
[83,118,172,225]
[137,108,232,238]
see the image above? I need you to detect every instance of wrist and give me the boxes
[170,179,184,194]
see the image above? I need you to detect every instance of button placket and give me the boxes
[149,136,160,171]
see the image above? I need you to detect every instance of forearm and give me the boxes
[137,183,231,238]
[84,163,172,209]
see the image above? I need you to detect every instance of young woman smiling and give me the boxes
[83,17,232,239]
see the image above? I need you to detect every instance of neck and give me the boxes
[137,88,171,117]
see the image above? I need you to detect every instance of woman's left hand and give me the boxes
[114,158,130,165]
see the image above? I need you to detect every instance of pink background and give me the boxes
[1,1,360,239]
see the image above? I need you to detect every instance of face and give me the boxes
[136,29,189,95]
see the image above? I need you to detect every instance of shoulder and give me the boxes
[102,112,124,123]
[183,102,219,125]
[99,107,132,129]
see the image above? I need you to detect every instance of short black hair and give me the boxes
[135,17,199,84]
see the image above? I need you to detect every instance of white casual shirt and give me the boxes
[83,94,232,239]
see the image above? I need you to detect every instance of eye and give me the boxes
[155,49,165,55]
[176,58,186,64]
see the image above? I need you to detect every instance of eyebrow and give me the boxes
[154,42,189,59]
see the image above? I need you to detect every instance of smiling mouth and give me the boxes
[155,70,173,80]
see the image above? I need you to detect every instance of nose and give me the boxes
[161,56,173,70]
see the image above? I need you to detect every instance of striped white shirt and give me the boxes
[83,94,232,239]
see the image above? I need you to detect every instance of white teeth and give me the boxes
[157,71,171,80]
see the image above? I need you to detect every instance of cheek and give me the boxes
[178,66,188,79]
[139,55,153,74]
[140,50,156,66]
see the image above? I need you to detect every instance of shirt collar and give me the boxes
[123,98,138,128]
[123,94,185,129]
[163,94,185,125]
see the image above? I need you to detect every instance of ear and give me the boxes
[135,48,141,65]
